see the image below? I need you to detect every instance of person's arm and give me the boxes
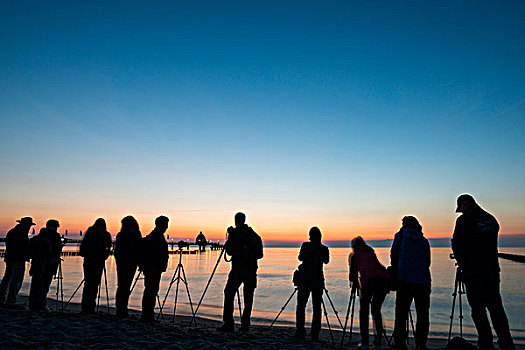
[256,235,263,260]
[451,216,467,266]
[390,232,400,266]
[323,246,330,264]
[348,252,358,283]
[298,243,307,261]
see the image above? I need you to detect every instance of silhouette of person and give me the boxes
[0,217,35,305]
[28,219,63,311]
[390,216,431,350]
[114,215,142,317]
[452,194,515,350]
[295,227,329,341]
[138,215,169,322]
[196,231,207,251]
[349,236,390,349]
[217,212,263,333]
[79,218,112,314]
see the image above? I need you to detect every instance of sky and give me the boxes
[1,1,524,241]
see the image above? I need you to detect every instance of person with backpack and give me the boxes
[0,217,35,306]
[217,212,263,333]
[349,236,390,350]
[390,216,431,350]
[452,194,515,350]
[114,215,142,317]
[28,219,63,312]
[79,218,112,314]
[294,226,329,341]
[138,215,169,322]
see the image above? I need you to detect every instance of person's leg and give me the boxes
[241,271,256,329]
[360,283,373,346]
[39,272,55,309]
[141,269,161,321]
[413,282,431,348]
[295,286,310,338]
[371,279,389,347]
[6,261,26,304]
[116,263,137,317]
[463,271,494,350]
[0,262,14,304]
[221,269,242,328]
[485,273,514,350]
[311,287,323,340]
[81,261,103,313]
[393,281,412,348]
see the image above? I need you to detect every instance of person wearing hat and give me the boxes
[28,219,63,311]
[452,195,515,350]
[138,215,169,322]
[0,217,35,305]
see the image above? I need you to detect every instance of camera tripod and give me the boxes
[54,258,64,312]
[268,286,344,345]
[63,264,110,314]
[448,266,465,343]
[189,246,243,326]
[341,283,358,345]
[128,270,164,318]
[158,248,196,322]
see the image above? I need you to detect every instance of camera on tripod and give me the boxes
[177,240,190,250]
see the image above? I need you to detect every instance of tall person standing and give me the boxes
[0,217,35,306]
[217,212,263,333]
[390,216,431,350]
[452,194,515,350]
[295,227,329,341]
[79,218,112,314]
[114,215,142,318]
[139,215,169,322]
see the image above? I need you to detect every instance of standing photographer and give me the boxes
[217,212,263,333]
[295,227,329,341]
[452,194,515,350]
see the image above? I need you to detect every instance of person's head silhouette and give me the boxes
[93,218,107,231]
[155,215,169,232]
[401,216,422,231]
[456,194,476,213]
[234,212,246,228]
[351,236,365,249]
[46,219,60,231]
[121,215,139,232]
[309,226,322,243]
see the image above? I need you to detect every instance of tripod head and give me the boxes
[177,240,189,250]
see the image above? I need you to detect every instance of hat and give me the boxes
[456,194,475,213]
[17,217,36,226]
[46,219,60,228]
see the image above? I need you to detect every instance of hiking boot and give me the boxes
[311,333,320,342]
[239,325,250,333]
[294,330,305,340]
[216,324,234,332]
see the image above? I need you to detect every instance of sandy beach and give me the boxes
[0,296,522,350]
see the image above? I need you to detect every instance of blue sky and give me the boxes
[1,1,524,239]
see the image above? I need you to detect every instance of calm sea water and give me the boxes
[2,247,524,342]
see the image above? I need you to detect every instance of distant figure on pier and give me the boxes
[0,217,34,306]
[79,218,112,314]
[452,194,515,350]
[217,212,263,333]
[294,226,329,341]
[390,216,431,350]
[349,236,389,349]
[196,232,207,251]
[28,219,63,311]
[114,215,142,317]
[138,215,169,322]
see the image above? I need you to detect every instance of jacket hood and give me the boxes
[400,227,424,240]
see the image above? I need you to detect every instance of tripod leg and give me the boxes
[129,270,142,295]
[322,298,334,345]
[173,265,182,322]
[268,288,297,329]
[349,287,357,342]
[96,278,101,312]
[408,309,416,340]
[324,288,344,329]
[448,270,460,343]
[341,285,357,346]
[63,279,84,311]
[236,289,243,320]
[104,266,110,315]
[180,265,197,325]
[158,264,180,318]
[190,247,225,326]
[459,279,464,338]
